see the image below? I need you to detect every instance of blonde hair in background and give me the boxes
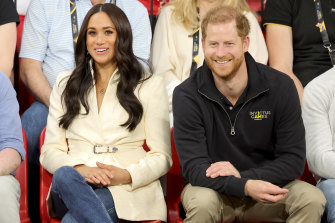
[201,6,250,40]
[168,0,252,30]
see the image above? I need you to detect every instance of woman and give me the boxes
[40,3,171,222]
[151,0,268,123]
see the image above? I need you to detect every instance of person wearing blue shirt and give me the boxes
[19,0,151,221]
[0,72,26,223]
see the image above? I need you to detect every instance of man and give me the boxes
[0,72,26,223]
[173,6,326,223]
[263,0,335,103]
[0,0,20,83]
[19,0,151,221]
[302,67,335,223]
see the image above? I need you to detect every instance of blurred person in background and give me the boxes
[0,0,20,84]
[302,67,335,223]
[264,0,335,103]
[0,72,26,223]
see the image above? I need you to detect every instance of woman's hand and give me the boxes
[96,162,132,186]
[74,164,112,186]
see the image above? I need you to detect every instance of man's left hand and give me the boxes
[206,161,241,178]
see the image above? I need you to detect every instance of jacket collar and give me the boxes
[197,52,269,102]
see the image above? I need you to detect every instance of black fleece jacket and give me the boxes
[173,52,305,197]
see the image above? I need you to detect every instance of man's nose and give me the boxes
[216,45,227,58]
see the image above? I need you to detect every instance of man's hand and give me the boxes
[206,161,241,178]
[74,164,112,186]
[96,162,132,186]
[0,148,21,176]
[245,180,289,203]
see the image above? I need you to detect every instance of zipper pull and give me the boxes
[230,126,235,135]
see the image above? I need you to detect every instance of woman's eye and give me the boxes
[88,31,96,36]
[106,30,113,35]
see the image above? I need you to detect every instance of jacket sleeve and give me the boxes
[240,78,305,186]
[40,72,86,174]
[302,73,335,179]
[125,76,172,190]
[151,6,182,113]
[173,85,249,197]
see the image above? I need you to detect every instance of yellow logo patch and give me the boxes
[249,111,271,120]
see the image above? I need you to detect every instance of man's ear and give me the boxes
[243,36,250,53]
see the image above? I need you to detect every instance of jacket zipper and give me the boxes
[198,89,269,135]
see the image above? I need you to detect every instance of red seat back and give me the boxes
[16,129,31,223]
[167,128,184,223]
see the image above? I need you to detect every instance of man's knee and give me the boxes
[286,180,326,214]
[182,184,223,222]
[0,176,20,200]
[0,176,20,222]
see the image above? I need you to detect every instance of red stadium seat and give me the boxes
[166,128,185,223]
[246,0,265,24]
[297,162,317,185]
[16,129,30,223]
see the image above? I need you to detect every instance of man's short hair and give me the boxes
[201,6,250,40]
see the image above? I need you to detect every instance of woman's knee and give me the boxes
[52,166,81,187]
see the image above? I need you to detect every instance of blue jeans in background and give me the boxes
[21,101,49,223]
[51,166,118,223]
[318,178,335,223]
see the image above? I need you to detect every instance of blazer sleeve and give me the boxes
[40,71,86,174]
[125,76,172,190]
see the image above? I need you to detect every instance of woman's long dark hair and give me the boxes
[59,3,149,131]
